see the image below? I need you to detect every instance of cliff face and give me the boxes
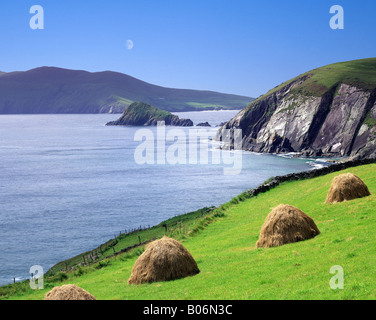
[217,59,376,160]
[106,102,193,127]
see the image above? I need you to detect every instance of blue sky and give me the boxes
[0,0,375,97]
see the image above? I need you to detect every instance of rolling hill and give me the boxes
[0,67,253,114]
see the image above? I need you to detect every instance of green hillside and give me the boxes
[0,67,252,114]
[2,163,376,300]
[258,57,376,100]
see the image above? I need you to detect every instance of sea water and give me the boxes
[0,111,327,285]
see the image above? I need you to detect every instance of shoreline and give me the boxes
[2,156,376,288]
[41,156,376,278]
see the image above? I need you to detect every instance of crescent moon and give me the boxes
[126,40,134,50]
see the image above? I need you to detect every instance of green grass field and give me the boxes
[2,164,376,300]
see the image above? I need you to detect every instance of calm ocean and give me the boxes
[0,111,327,285]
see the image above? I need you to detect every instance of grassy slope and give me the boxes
[255,57,376,103]
[46,207,214,275]
[3,164,376,300]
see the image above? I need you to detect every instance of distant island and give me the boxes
[106,102,193,126]
[0,67,253,114]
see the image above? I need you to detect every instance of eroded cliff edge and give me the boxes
[216,58,376,160]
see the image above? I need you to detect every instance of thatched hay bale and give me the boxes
[256,204,320,248]
[128,236,200,285]
[44,284,96,300]
[325,173,371,203]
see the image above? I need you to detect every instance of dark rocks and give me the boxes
[144,117,193,127]
[261,132,294,153]
[196,122,211,127]
[301,148,323,157]
[170,118,194,127]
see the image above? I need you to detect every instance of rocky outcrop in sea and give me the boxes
[106,101,193,127]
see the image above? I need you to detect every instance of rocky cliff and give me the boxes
[217,58,376,160]
[106,101,193,126]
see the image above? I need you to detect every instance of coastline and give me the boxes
[1,120,374,288]
[42,156,376,278]
[1,155,375,294]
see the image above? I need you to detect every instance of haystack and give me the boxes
[256,204,320,248]
[325,173,371,203]
[128,236,200,285]
[44,284,96,300]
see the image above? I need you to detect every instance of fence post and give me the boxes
[138,236,141,245]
